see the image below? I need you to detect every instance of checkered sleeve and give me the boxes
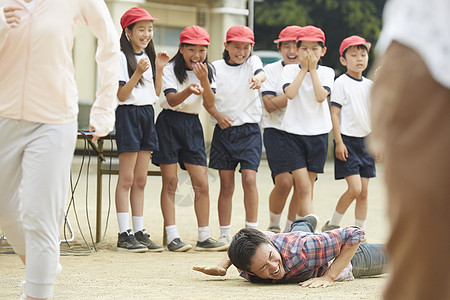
[302,226,365,270]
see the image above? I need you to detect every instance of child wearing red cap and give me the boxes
[115,7,170,252]
[207,25,266,245]
[261,26,303,234]
[322,36,377,237]
[281,25,335,219]
[151,25,228,252]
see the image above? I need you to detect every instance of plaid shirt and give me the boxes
[239,226,365,283]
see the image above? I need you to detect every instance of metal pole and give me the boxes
[248,0,254,30]
[96,138,103,244]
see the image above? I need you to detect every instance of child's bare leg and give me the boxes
[115,152,138,213]
[355,177,369,225]
[335,174,362,214]
[269,172,293,215]
[160,164,178,226]
[292,168,313,216]
[185,163,209,227]
[308,171,317,202]
[241,169,258,223]
[218,170,235,226]
[130,151,151,217]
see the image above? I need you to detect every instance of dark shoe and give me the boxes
[267,226,281,233]
[321,221,340,232]
[303,214,319,231]
[195,237,229,252]
[117,229,148,253]
[135,229,164,252]
[167,238,192,252]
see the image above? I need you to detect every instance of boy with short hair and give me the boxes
[322,36,377,235]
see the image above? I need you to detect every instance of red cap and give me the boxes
[274,26,302,43]
[179,25,210,45]
[339,35,371,57]
[226,25,255,44]
[296,25,325,43]
[120,7,158,30]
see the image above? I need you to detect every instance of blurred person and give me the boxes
[0,0,119,299]
[370,0,450,299]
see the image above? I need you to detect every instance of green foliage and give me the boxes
[254,0,386,74]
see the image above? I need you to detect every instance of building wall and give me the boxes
[74,0,249,142]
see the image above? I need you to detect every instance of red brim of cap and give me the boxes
[121,16,159,29]
[340,42,371,56]
[227,37,255,44]
[273,38,297,43]
[180,39,210,45]
[297,37,325,43]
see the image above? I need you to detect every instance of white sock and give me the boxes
[329,211,344,227]
[219,225,231,237]
[165,225,179,244]
[269,211,282,228]
[198,226,210,242]
[132,216,144,233]
[245,221,258,229]
[284,219,293,233]
[355,219,367,229]
[117,212,130,233]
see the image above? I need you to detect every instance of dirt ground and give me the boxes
[0,157,390,299]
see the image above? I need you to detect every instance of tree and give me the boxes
[254,0,386,74]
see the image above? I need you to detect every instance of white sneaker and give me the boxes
[217,234,231,245]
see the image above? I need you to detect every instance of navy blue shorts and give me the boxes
[115,105,159,154]
[209,123,262,172]
[263,128,291,181]
[286,133,328,174]
[334,135,376,180]
[151,109,206,170]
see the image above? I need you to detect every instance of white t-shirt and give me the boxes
[331,74,373,137]
[377,0,450,89]
[280,65,335,135]
[160,61,216,114]
[117,51,159,106]
[211,55,264,126]
[261,60,286,130]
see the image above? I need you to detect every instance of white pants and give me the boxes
[0,117,77,298]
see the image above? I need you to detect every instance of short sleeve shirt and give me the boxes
[118,51,159,106]
[159,61,216,114]
[260,60,286,130]
[280,65,335,135]
[211,55,264,126]
[330,74,373,137]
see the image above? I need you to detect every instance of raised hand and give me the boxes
[192,62,209,82]
[156,51,170,70]
[136,57,150,75]
[249,76,262,90]
[188,83,204,95]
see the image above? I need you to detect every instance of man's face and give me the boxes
[249,243,285,280]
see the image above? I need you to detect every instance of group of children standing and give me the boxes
[114,7,377,253]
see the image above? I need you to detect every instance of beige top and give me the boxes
[0,0,119,136]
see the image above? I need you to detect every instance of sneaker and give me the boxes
[217,234,232,245]
[117,229,148,253]
[135,229,164,252]
[195,237,229,252]
[167,238,192,252]
[267,226,281,233]
[294,214,319,231]
[321,221,340,232]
